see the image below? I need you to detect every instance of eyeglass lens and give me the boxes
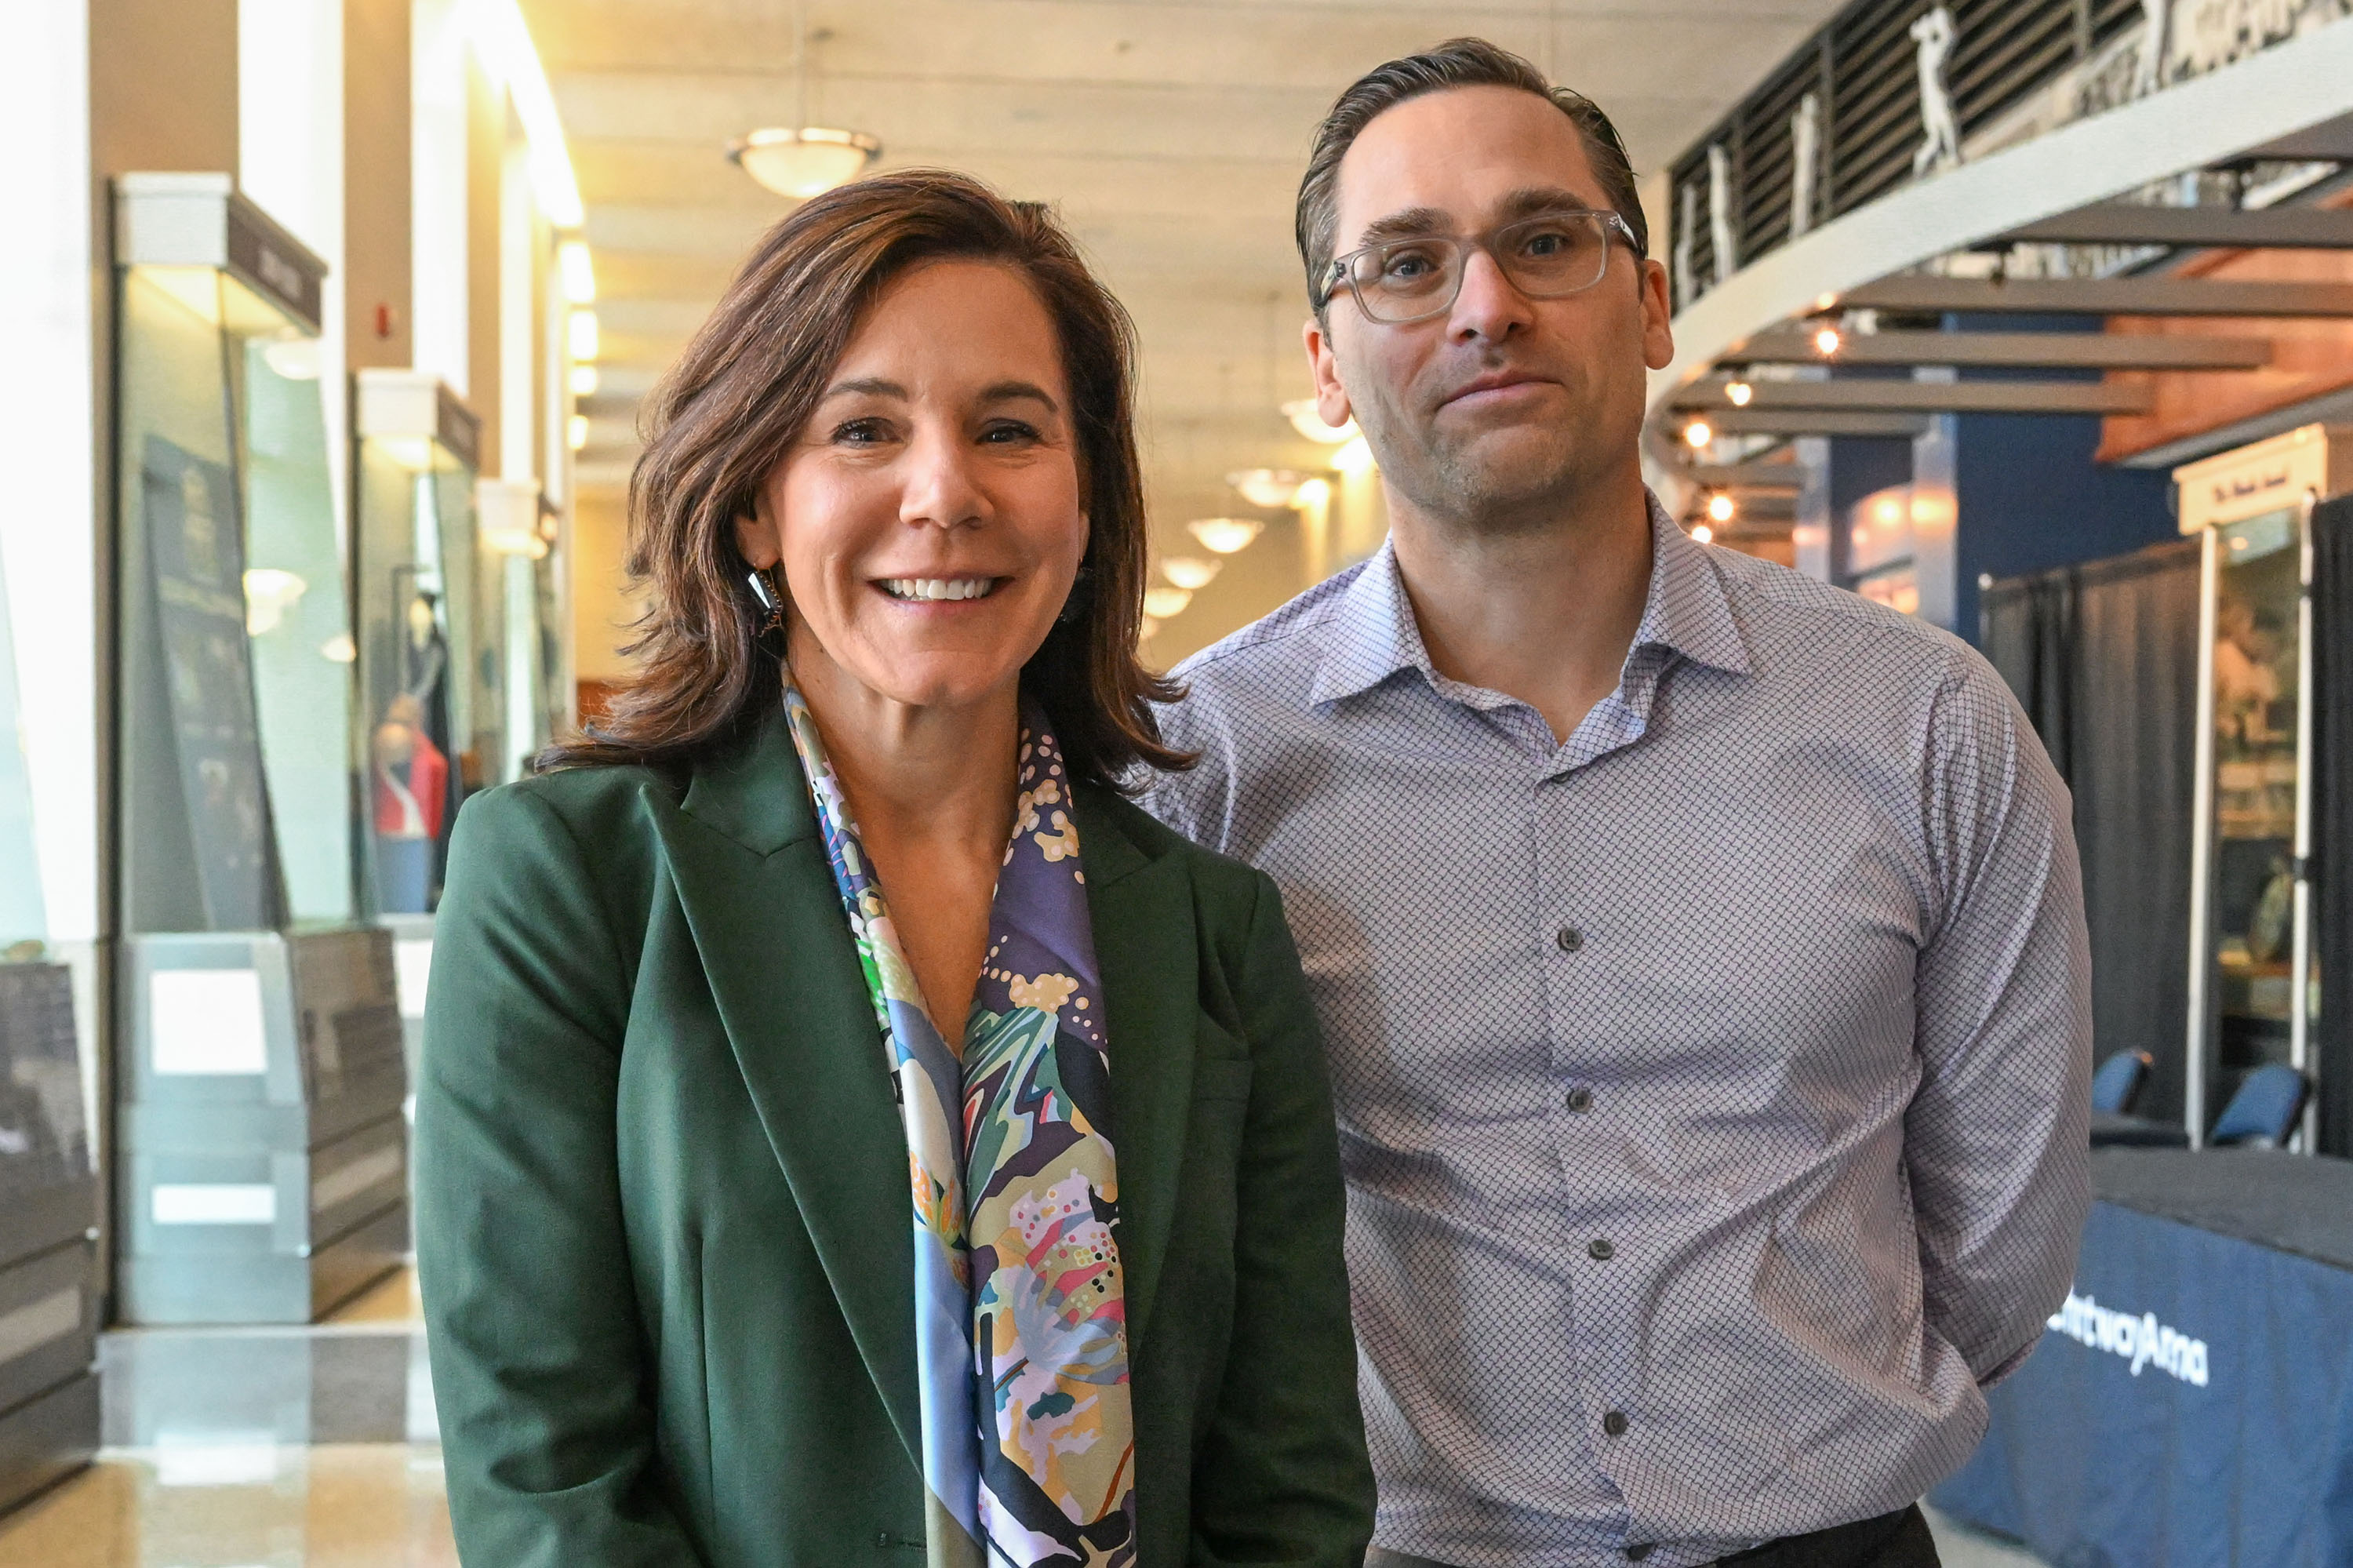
[1347,212,1616,323]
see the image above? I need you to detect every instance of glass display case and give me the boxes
[2178,425,2352,1149]
[0,546,43,950]
[113,172,357,933]
[352,372,482,917]
[113,176,405,1323]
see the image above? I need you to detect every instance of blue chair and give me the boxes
[2208,1064,2311,1148]
[2090,1050,2152,1116]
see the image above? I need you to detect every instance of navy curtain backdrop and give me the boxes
[1981,538,2202,1128]
[2313,496,2353,1158]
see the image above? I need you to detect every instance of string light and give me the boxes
[1683,420,1713,449]
[1691,523,1715,544]
[1726,380,1754,406]
[1706,492,1737,524]
[1813,321,1842,356]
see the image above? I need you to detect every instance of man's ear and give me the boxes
[1639,256,1675,373]
[1304,313,1355,432]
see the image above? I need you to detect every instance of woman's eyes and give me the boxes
[829,417,892,445]
[823,416,1048,447]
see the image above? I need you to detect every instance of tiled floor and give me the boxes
[0,1264,2051,1567]
[0,1265,459,1567]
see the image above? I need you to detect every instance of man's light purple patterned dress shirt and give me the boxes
[1140,499,2091,1568]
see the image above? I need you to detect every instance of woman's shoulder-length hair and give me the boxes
[542,168,1191,791]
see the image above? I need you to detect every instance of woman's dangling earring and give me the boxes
[747,566,784,635]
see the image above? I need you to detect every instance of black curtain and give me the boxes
[1981,538,2202,1125]
[2312,497,2353,1155]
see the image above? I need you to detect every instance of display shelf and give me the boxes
[0,964,100,1512]
[115,928,409,1325]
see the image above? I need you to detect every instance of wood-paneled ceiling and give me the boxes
[527,0,1848,659]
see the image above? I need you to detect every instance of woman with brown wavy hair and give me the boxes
[413,170,1373,1568]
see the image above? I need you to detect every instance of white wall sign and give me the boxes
[151,1182,278,1225]
[150,969,268,1075]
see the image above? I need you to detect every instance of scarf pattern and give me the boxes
[784,685,1137,1567]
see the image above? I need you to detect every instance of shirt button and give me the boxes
[1555,926,1584,953]
[1588,1238,1616,1261]
[1566,1087,1595,1113]
[1603,1410,1630,1437]
[1625,1548,1654,1563]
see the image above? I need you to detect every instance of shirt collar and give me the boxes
[1307,489,1751,708]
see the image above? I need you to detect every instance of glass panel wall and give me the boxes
[354,408,478,916]
[2206,504,2308,1116]
[239,331,356,926]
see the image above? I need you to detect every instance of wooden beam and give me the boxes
[1692,409,1932,438]
[1683,461,1806,489]
[1726,329,2273,371]
[1832,275,2353,318]
[1671,378,2155,416]
[1998,204,2353,250]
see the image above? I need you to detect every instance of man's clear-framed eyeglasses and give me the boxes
[1318,209,1640,325]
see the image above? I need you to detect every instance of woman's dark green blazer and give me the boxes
[413,706,1375,1568]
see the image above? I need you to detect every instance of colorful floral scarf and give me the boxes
[784,683,1137,1567]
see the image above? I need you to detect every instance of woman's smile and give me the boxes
[875,574,1008,604]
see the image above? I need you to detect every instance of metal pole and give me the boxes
[2292,491,2319,1151]
[2185,525,2220,1148]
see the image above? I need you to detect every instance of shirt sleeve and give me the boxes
[1136,693,1234,853]
[1904,652,2093,1388]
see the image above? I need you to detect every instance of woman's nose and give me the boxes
[898,425,990,530]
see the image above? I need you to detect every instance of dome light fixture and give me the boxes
[1187,517,1264,555]
[729,126,882,199]
[1227,467,1310,509]
[728,3,882,200]
[1159,555,1221,591]
[1143,586,1194,620]
[1280,398,1358,445]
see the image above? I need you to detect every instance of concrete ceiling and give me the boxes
[528,0,1848,662]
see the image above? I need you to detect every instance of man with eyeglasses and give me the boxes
[1144,38,2089,1568]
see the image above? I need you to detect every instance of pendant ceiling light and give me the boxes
[729,2,881,200]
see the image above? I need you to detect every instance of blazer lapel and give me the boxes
[1075,787,1198,1363]
[645,710,922,1472]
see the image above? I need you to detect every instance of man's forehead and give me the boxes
[1333,85,1601,246]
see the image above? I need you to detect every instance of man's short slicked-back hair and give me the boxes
[1296,38,1649,317]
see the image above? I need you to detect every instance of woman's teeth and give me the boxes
[881,577,995,602]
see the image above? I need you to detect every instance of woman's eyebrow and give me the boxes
[820,377,907,401]
[977,380,1060,413]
